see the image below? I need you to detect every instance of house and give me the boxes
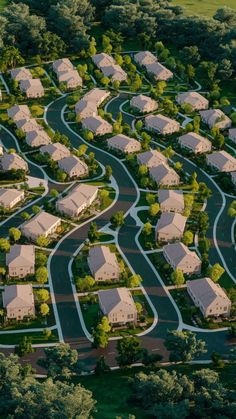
[200,109,232,129]
[20,79,44,98]
[163,242,201,275]
[56,183,98,217]
[0,188,24,209]
[82,88,110,107]
[156,212,187,242]
[145,114,180,135]
[101,65,127,82]
[150,163,180,186]
[21,211,61,241]
[92,53,115,69]
[3,284,35,320]
[6,244,35,278]
[130,95,158,113]
[10,67,32,81]
[98,287,138,325]
[178,132,212,154]
[53,58,73,75]
[75,99,98,119]
[176,92,209,111]
[40,142,70,162]
[0,153,28,172]
[206,150,236,172]
[145,62,173,81]
[88,245,120,281]
[15,118,42,133]
[26,130,51,148]
[107,134,141,154]
[82,115,113,136]
[82,88,110,106]
[134,51,157,66]
[58,155,88,178]
[187,277,231,318]
[7,105,31,122]
[158,189,184,213]
[137,149,167,168]
[57,70,82,89]
[231,172,236,186]
[229,128,236,144]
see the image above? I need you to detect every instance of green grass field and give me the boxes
[174,0,236,16]
[0,0,8,11]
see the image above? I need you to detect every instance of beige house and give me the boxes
[187,277,231,318]
[57,70,82,89]
[156,212,187,242]
[82,115,113,136]
[107,134,141,154]
[145,114,180,135]
[0,188,24,209]
[178,132,212,154]
[206,150,236,172]
[101,64,127,82]
[3,284,35,320]
[163,242,201,275]
[82,88,110,107]
[92,53,115,69]
[20,79,44,98]
[98,287,138,325]
[56,183,98,217]
[75,99,98,120]
[40,142,70,161]
[137,149,167,168]
[158,189,184,213]
[6,244,35,278]
[10,67,32,81]
[88,245,120,281]
[26,130,51,148]
[176,92,209,110]
[231,171,236,186]
[53,58,73,75]
[58,155,88,179]
[0,153,28,172]
[134,51,157,66]
[200,109,232,129]
[130,95,158,113]
[145,62,173,81]
[150,163,180,186]
[16,118,42,133]
[7,105,31,122]
[229,128,236,144]
[21,211,61,241]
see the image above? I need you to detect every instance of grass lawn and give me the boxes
[0,0,8,11]
[78,363,236,419]
[0,330,58,345]
[173,0,236,17]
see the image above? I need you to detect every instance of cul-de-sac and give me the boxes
[0,1,236,417]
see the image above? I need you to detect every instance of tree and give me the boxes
[88,222,99,242]
[93,316,111,348]
[9,227,21,243]
[104,165,112,181]
[135,302,143,315]
[198,212,209,235]
[208,263,225,282]
[36,235,50,248]
[40,303,50,316]
[126,274,142,288]
[36,289,49,303]
[146,193,156,205]
[110,211,124,228]
[76,275,95,292]
[83,130,94,142]
[228,200,236,217]
[50,188,59,198]
[99,189,109,208]
[182,230,194,246]
[44,343,79,378]
[165,330,207,362]
[32,205,41,215]
[135,120,143,132]
[142,222,152,238]
[95,356,110,375]
[15,336,34,357]
[190,172,199,191]
[116,337,143,367]
[36,266,48,284]
[0,238,10,253]
[171,269,185,287]
[21,211,30,220]
[149,203,160,217]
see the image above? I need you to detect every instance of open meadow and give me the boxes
[174,0,236,16]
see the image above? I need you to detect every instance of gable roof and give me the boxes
[3,284,34,308]
[200,109,231,127]
[26,130,51,147]
[10,67,32,80]
[130,94,158,111]
[57,183,98,212]
[107,134,140,151]
[58,155,88,174]
[145,114,179,130]
[134,51,157,65]
[163,242,200,265]
[20,78,44,92]
[53,58,73,73]
[82,115,112,132]
[88,245,119,274]
[98,287,136,313]
[179,132,211,151]
[0,153,28,171]
[82,88,110,106]
[40,142,70,158]
[0,188,24,206]
[137,149,167,166]
[92,53,115,68]
[145,62,173,79]
[6,244,35,267]
[150,163,179,184]
[7,105,31,121]
[207,150,236,171]
[177,92,208,107]
[158,189,184,206]
[156,212,187,234]
[22,211,60,236]
[187,277,231,308]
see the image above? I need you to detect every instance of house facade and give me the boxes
[6,244,35,278]
[21,211,61,241]
[58,156,89,178]
[40,143,70,161]
[0,188,24,209]
[206,151,236,172]
[200,109,232,129]
[98,287,138,325]
[145,114,180,135]
[150,163,180,186]
[3,284,35,320]
[130,95,158,113]
[158,189,184,213]
[82,116,113,136]
[155,212,187,242]
[163,242,201,275]
[88,245,120,281]
[107,134,141,154]
[56,184,98,217]
[178,132,212,154]
[176,92,209,110]
[20,79,44,98]
[137,149,167,168]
